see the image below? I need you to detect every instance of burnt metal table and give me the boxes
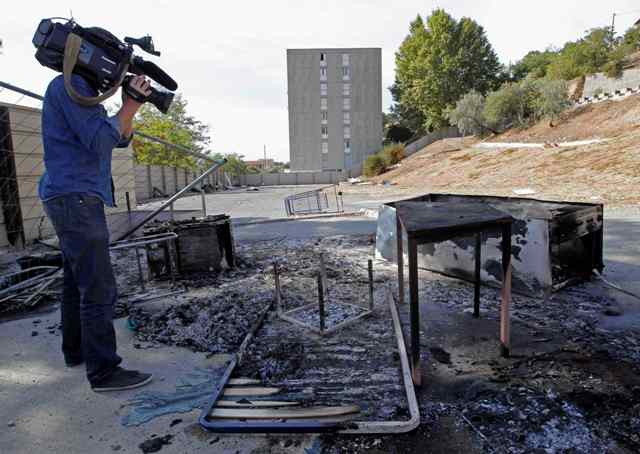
[395,202,514,386]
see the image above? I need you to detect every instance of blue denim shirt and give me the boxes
[38,74,131,207]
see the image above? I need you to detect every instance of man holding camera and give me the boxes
[39,73,154,392]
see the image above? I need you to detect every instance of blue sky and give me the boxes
[2,0,639,162]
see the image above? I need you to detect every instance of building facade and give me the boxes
[287,48,382,172]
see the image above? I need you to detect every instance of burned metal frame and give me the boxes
[196,299,354,433]
[276,252,374,335]
[199,284,421,434]
[395,202,513,386]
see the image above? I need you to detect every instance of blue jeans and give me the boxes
[43,194,122,384]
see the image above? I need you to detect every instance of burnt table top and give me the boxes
[395,202,512,240]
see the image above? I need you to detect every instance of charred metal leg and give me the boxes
[474,232,481,318]
[408,238,421,386]
[368,258,374,310]
[397,216,404,305]
[317,274,325,333]
[274,263,281,314]
[500,223,512,358]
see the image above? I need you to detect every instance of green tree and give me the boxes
[392,10,502,133]
[512,49,558,80]
[546,27,615,80]
[222,153,248,177]
[132,94,211,168]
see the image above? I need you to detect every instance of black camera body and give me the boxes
[32,18,177,113]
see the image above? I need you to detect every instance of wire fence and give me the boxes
[0,80,219,248]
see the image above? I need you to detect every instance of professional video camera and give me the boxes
[32,18,177,113]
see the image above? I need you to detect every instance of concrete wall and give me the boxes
[0,102,135,248]
[287,48,383,172]
[237,170,347,187]
[583,67,640,98]
[403,126,461,157]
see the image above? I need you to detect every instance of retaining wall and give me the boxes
[403,126,461,157]
[583,67,640,98]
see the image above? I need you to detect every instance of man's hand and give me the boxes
[118,76,152,140]
[121,75,152,108]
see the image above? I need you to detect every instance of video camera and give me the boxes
[32,18,177,113]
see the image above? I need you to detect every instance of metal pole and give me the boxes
[368,258,374,310]
[201,172,207,217]
[126,190,146,292]
[500,223,512,358]
[474,232,481,318]
[114,159,226,242]
[125,192,132,222]
[408,238,421,386]
[317,274,325,333]
[397,216,404,305]
[319,252,328,301]
[274,263,282,314]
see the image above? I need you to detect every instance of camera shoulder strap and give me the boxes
[62,33,128,106]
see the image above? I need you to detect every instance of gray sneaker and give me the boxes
[91,367,153,392]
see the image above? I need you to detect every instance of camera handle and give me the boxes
[62,33,128,106]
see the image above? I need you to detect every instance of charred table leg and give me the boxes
[474,232,481,318]
[408,238,422,386]
[397,216,404,305]
[500,223,512,357]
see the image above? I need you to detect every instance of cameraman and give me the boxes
[39,73,153,392]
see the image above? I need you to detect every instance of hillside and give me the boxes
[350,95,640,207]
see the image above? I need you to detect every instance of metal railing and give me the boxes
[284,185,344,216]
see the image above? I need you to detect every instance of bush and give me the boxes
[603,58,624,79]
[381,143,405,167]
[484,82,529,130]
[363,154,387,177]
[533,79,570,123]
[446,90,488,135]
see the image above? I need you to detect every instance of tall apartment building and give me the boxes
[287,48,382,172]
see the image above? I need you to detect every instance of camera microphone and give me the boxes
[132,58,178,92]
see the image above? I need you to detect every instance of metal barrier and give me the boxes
[283,185,344,216]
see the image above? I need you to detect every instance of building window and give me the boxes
[343,126,351,138]
[344,139,351,153]
[322,153,329,169]
[321,111,328,123]
[320,83,327,96]
[342,66,350,81]
[320,67,327,81]
[342,53,350,66]
[321,98,327,110]
[321,125,328,138]
[320,52,326,63]
[343,83,350,96]
[321,142,329,154]
[343,97,350,110]
[343,111,350,124]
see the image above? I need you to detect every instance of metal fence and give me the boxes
[0,80,216,248]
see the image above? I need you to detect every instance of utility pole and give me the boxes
[611,12,616,36]
[263,144,267,172]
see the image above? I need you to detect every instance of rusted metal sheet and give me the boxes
[376,194,603,298]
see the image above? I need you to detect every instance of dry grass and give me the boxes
[353,96,640,207]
